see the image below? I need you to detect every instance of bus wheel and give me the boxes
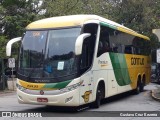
[134,79,143,94]
[141,76,146,92]
[91,83,104,108]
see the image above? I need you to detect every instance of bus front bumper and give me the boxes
[17,88,80,107]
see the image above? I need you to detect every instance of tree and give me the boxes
[42,0,112,18]
[1,0,43,39]
[0,0,43,58]
[0,36,8,58]
[1,0,160,57]
[109,0,160,49]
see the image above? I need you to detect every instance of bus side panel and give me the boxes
[92,52,150,101]
[92,53,119,98]
[109,53,150,92]
[109,53,133,94]
[125,54,151,89]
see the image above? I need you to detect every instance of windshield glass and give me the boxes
[18,27,81,80]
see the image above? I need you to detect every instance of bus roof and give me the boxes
[26,15,150,40]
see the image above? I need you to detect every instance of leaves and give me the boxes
[0,36,8,58]
[0,0,160,58]
[109,0,160,49]
[0,0,43,58]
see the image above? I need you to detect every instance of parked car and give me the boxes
[151,63,160,84]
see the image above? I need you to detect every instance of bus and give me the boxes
[6,15,151,108]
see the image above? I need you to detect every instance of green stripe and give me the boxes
[100,22,117,30]
[43,80,72,89]
[109,53,131,86]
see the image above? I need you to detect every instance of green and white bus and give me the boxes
[6,15,151,108]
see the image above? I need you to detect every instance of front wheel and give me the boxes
[90,85,103,108]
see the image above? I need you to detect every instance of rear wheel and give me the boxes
[134,78,143,94]
[141,76,146,92]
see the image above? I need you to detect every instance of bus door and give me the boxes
[79,37,93,104]
[79,23,98,104]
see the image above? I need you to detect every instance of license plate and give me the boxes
[37,98,48,102]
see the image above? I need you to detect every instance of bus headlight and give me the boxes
[60,81,83,93]
[16,83,26,91]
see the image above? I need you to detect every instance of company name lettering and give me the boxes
[98,60,108,64]
[131,57,144,65]
[35,80,50,83]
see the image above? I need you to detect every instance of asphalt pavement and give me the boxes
[0,83,160,102]
[0,89,16,96]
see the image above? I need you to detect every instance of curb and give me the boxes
[151,90,160,102]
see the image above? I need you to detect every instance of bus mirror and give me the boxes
[75,33,91,55]
[6,37,22,56]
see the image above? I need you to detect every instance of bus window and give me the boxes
[124,45,133,54]
[80,23,98,73]
[97,26,111,57]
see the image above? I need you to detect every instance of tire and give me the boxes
[141,77,145,92]
[140,83,144,92]
[91,85,103,108]
[134,79,143,94]
[140,81,145,92]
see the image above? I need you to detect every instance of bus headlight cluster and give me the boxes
[60,81,83,93]
[16,83,26,91]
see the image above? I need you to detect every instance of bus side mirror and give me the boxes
[75,33,91,55]
[6,37,22,57]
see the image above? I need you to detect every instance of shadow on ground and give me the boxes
[21,90,144,114]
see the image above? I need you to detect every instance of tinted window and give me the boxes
[20,31,47,68]
[97,25,150,56]
[97,26,112,57]
[81,23,98,73]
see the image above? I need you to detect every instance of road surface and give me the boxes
[0,83,160,120]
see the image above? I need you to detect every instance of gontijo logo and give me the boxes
[131,57,144,65]
[82,90,92,103]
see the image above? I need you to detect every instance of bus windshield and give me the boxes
[18,27,81,81]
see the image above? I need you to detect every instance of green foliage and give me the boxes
[0,36,8,58]
[0,0,43,58]
[1,0,160,58]
[1,0,42,39]
[109,0,160,49]
[42,0,111,17]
